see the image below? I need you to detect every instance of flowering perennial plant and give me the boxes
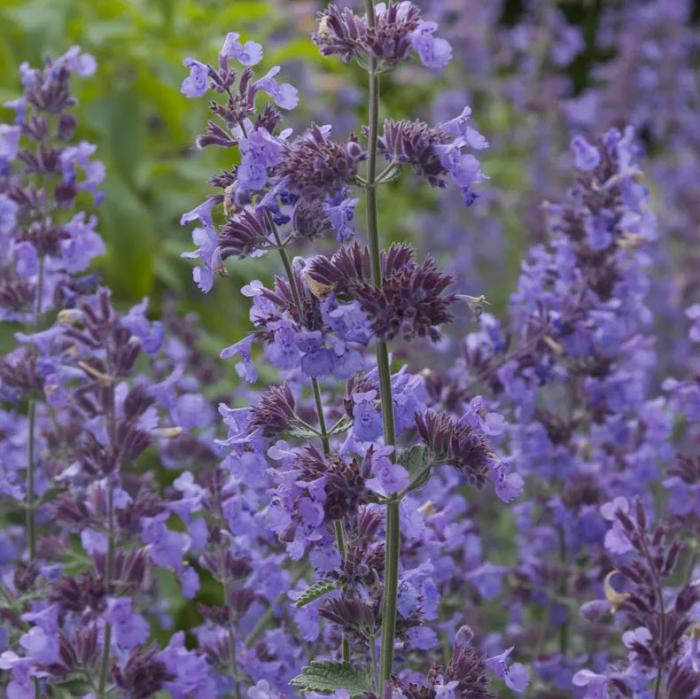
[1,2,700,699]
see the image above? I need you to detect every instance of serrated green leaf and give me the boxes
[290,661,371,696]
[398,445,432,493]
[289,422,321,440]
[294,579,337,608]
[329,415,353,436]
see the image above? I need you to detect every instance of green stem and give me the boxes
[26,399,36,560]
[98,485,114,698]
[35,255,45,317]
[380,500,399,687]
[271,230,350,659]
[363,1,399,690]
[557,527,569,657]
[98,383,117,699]
[311,378,331,456]
[25,255,45,562]
[218,535,242,699]
[638,536,666,699]
[369,633,378,690]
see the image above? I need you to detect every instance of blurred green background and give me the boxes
[0,0,338,351]
[0,0,607,350]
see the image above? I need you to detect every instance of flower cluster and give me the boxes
[0,46,104,324]
[378,109,488,205]
[574,497,700,698]
[3,2,700,699]
[314,2,452,70]
[177,8,522,699]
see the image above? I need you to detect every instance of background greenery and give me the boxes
[0,0,611,351]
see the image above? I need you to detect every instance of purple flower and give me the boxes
[180,567,200,600]
[158,632,217,699]
[122,298,164,354]
[248,680,282,699]
[238,127,287,191]
[572,670,610,699]
[221,334,258,382]
[266,320,301,370]
[570,135,601,171]
[60,212,105,273]
[180,197,219,229]
[0,654,34,699]
[181,58,209,98]
[173,393,213,430]
[366,446,410,496]
[485,647,528,693]
[107,597,149,650]
[435,142,488,190]
[0,194,18,235]
[490,461,524,504]
[352,390,383,442]
[181,227,220,293]
[324,194,358,242]
[322,299,371,345]
[687,304,700,342]
[440,107,488,149]
[0,124,21,166]
[59,141,105,198]
[297,331,334,377]
[141,516,190,572]
[19,626,59,665]
[255,67,299,110]
[275,124,363,200]
[410,20,453,69]
[221,32,264,66]
[601,498,634,555]
[433,677,459,698]
[55,45,96,76]
[14,242,38,278]
[466,562,507,599]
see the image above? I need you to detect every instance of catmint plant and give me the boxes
[0,46,104,565]
[0,50,214,699]
[2,3,699,699]
[180,2,523,696]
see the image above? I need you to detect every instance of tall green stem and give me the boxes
[271,230,350,660]
[26,399,36,560]
[363,0,399,690]
[217,524,242,699]
[98,384,117,699]
[98,485,114,698]
[26,255,45,562]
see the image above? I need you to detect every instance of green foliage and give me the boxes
[398,444,431,493]
[290,661,371,696]
[0,0,329,342]
[294,579,337,608]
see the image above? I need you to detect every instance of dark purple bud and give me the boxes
[57,113,77,140]
[415,409,492,487]
[114,646,173,699]
[249,383,296,439]
[274,124,366,201]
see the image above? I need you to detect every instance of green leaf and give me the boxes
[37,483,65,505]
[50,676,93,696]
[289,422,321,440]
[398,445,432,493]
[290,661,371,696]
[294,579,337,608]
[329,415,353,436]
